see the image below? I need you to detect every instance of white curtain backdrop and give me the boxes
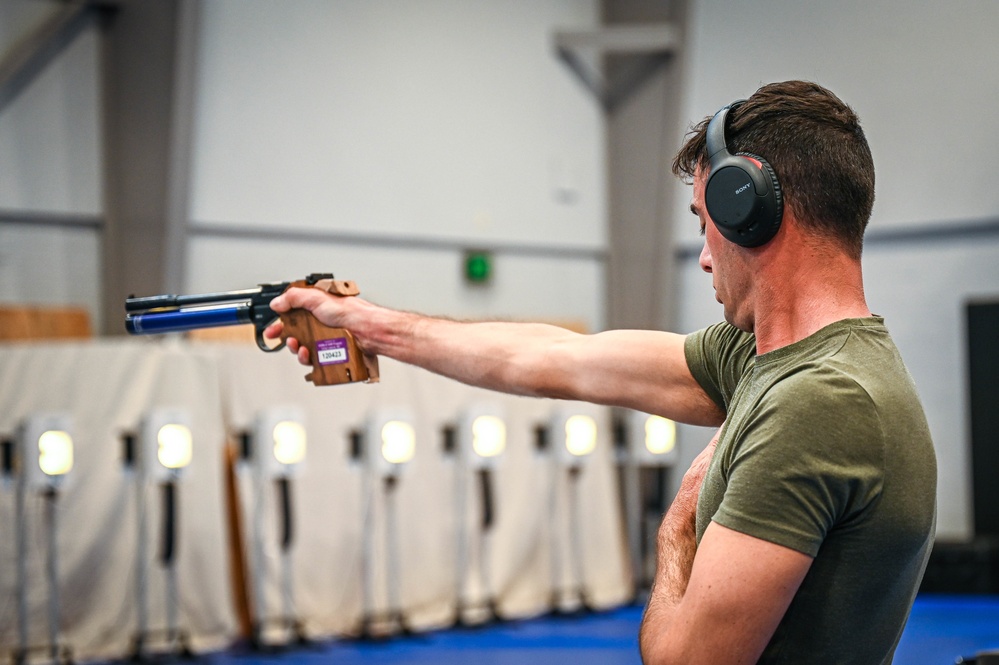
[0,339,631,660]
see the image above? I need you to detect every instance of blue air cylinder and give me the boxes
[125,305,251,335]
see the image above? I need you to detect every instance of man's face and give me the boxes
[692,167,755,332]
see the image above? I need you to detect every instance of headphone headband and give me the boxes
[705,100,745,166]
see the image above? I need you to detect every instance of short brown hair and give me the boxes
[673,80,875,258]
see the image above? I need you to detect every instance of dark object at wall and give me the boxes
[919,539,999,594]
[967,301,999,537]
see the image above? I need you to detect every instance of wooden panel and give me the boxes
[187,325,256,344]
[0,305,92,340]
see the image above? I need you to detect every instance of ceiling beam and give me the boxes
[0,1,115,115]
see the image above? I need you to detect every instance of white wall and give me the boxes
[0,0,605,330]
[0,224,100,309]
[187,236,604,325]
[0,2,102,321]
[671,0,999,540]
[185,0,606,329]
[0,3,102,214]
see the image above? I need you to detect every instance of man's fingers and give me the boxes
[264,320,284,339]
[268,286,348,368]
[270,286,329,314]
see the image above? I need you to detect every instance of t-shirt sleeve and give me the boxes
[710,373,887,557]
[684,322,756,413]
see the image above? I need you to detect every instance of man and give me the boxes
[266,80,937,663]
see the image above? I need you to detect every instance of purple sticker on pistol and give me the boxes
[316,338,349,366]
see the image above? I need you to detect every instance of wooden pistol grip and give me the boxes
[279,308,377,386]
[312,278,359,297]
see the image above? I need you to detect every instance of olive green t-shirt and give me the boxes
[685,317,937,664]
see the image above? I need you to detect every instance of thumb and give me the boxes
[269,286,330,314]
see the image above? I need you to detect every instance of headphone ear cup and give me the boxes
[702,101,783,248]
[706,153,783,248]
[735,152,783,247]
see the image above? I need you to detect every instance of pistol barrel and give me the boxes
[125,288,262,313]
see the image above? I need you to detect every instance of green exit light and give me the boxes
[464,250,492,284]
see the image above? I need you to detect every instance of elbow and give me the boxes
[519,335,587,401]
[639,613,699,665]
[640,639,698,665]
[499,341,576,400]
[639,636,670,665]
[523,366,580,401]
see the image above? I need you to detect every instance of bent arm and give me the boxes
[640,521,813,664]
[638,429,812,663]
[267,287,724,426]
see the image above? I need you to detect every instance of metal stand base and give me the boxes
[454,598,501,627]
[549,587,595,616]
[129,629,194,662]
[354,610,410,640]
[10,643,73,665]
[248,617,309,652]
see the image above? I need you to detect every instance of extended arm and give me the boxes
[639,433,813,663]
[265,287,724,426]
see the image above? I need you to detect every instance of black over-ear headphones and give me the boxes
[704,101,783,248]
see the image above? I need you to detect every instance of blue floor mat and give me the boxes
[114,594,999,665]
[894,595,999,664]
[214,609,644,665]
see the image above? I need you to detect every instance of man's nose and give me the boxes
[699,242,713,273]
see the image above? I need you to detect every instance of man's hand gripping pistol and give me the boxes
[124,273,379,387]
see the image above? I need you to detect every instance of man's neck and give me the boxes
[749,234,871,356]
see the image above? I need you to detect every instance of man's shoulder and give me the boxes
[762,317,912,404]
[684,322,757,409]
[685,321,756,369]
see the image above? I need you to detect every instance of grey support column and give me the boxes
[555,0,689,332]
[100,0,196,334]
[602,0,689,334]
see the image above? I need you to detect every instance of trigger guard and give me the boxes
[256,325,286,352]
